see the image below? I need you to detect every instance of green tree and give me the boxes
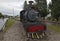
[23,1,27,10]
[49,0,60,21]
[35,0,48,20]
[0,12,3,18]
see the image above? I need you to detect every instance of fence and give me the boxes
[0,18,8,31]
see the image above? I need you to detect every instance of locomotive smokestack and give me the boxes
[29,1,34,5]
[28,1,34,9]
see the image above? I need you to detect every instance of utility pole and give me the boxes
[13,8,14,17]
[13,8,15,18]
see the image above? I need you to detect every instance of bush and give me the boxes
[0,13,3,18]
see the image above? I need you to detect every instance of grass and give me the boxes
[3,18,15,32]
[47,25,60,32]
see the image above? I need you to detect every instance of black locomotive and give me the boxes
[20,1,47,39]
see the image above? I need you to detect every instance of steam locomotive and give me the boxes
[20,1,47,39]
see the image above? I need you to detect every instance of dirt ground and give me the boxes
[2,21,26,41]
[0,21,60,41]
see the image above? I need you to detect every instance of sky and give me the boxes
[0,0,51,16]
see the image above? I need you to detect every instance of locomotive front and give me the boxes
[20,1,47,39]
